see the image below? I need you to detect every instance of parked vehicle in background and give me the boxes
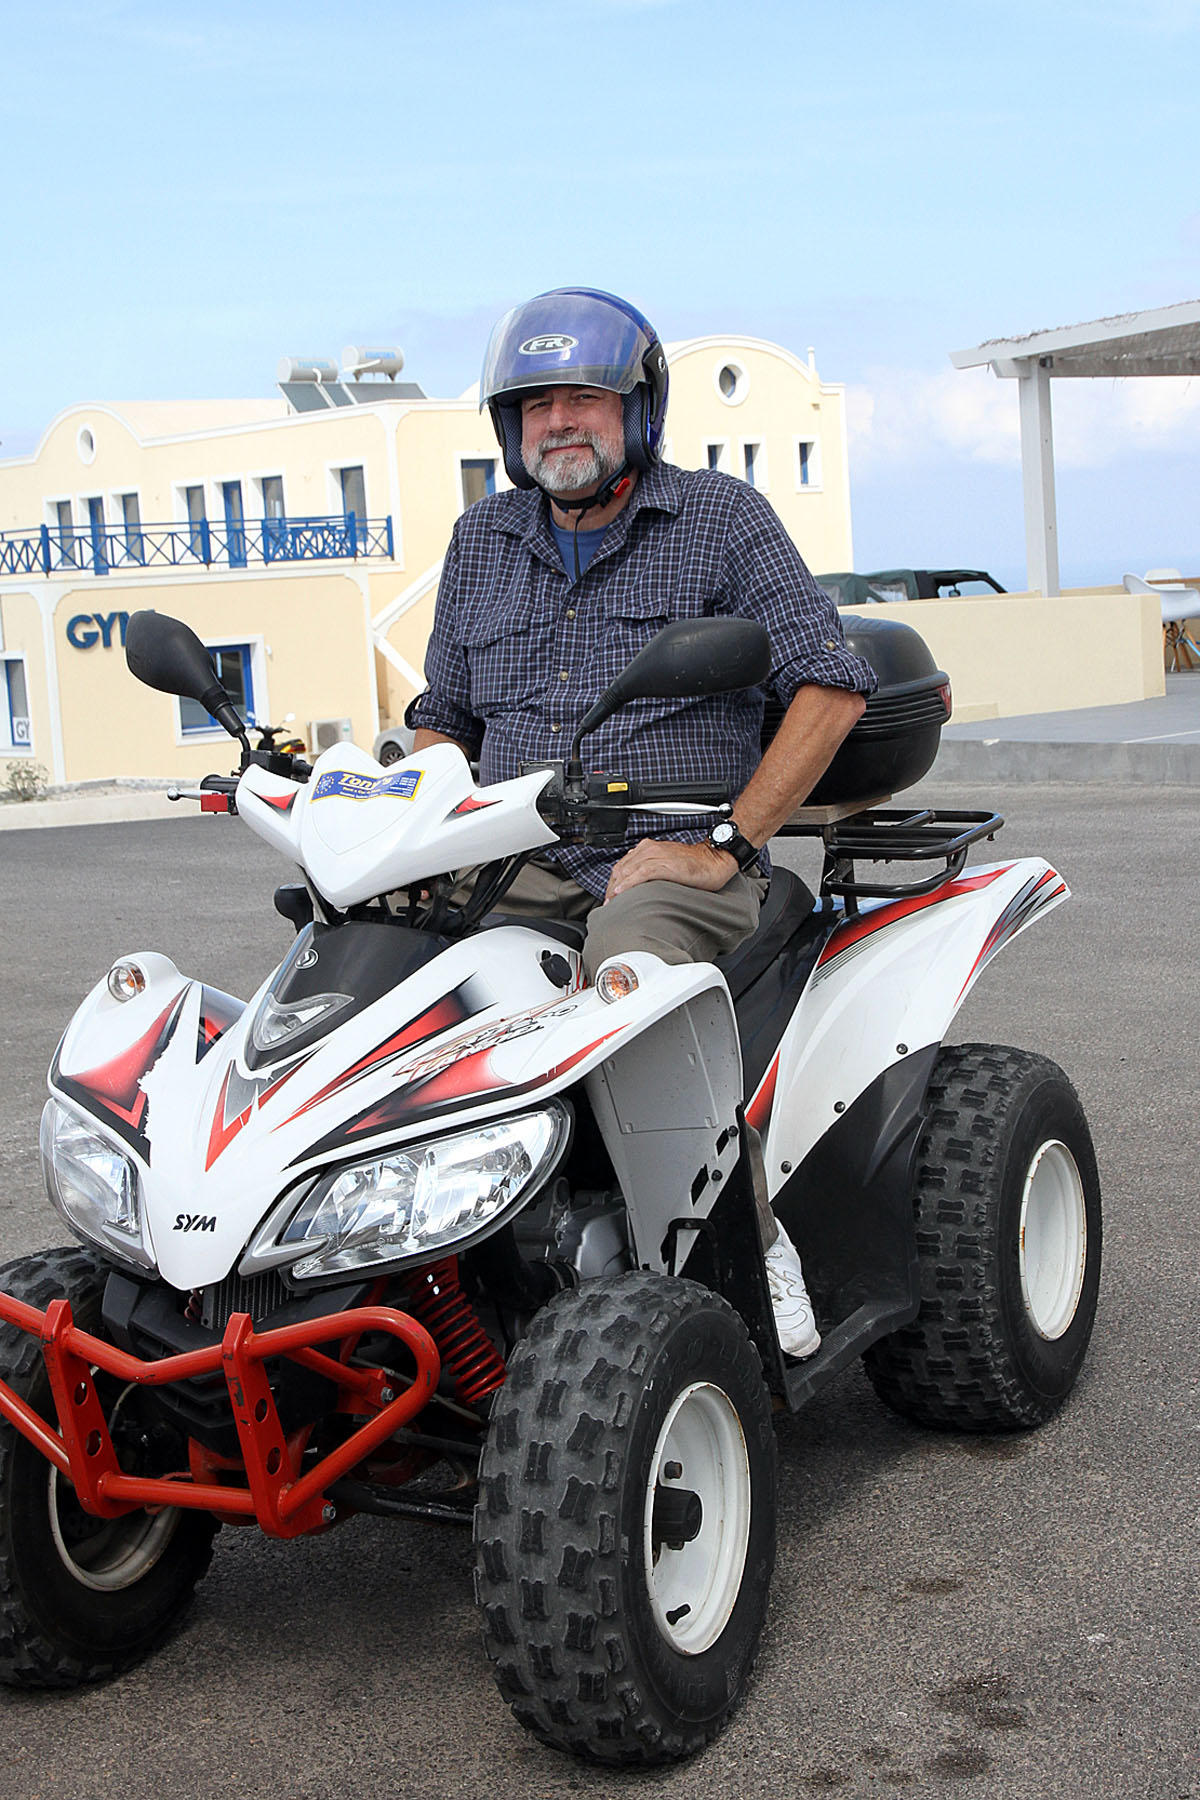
[819,569,1007,606]
[372,723,415,766]
[250,714,307,757]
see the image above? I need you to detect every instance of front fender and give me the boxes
[49,952,243,1165]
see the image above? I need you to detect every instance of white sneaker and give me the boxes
[764,1224,821,1359]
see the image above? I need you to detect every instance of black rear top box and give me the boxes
[762,614,950,807]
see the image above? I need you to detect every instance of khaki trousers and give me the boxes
[479,854,768,983]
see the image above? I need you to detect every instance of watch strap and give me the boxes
[708,820,761,872]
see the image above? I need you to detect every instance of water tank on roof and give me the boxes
[342,345,405,380]
[276,357,339,384]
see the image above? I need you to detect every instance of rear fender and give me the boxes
[754,858,1068,1189]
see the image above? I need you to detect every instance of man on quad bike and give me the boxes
[407,286,876,1355]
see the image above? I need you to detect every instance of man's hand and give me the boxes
[602,683,866,904]
[605,838,737,900]
[412,727,474,758]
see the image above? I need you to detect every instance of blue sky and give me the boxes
[4,0,1199,588]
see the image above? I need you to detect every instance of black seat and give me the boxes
[718,872,837,1098]
[480,913,588,952]
[715,868,819,1000]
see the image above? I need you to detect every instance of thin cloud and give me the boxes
[847,366,1200,474]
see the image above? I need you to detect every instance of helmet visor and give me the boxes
[481,291,650,408]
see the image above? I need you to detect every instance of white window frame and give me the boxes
[794,436,823,491]
[704,440,730,474]
[739,440,768,491]
[110,489,145,569]
[714,359,750,406]
[171,481,213,561]
[0,653,32,754]
[173,634,268,745]
[44,495,79,570]
[457,454,497,513]
[327,461,370,519]
[252,472,287,519]
[173,481,210,523]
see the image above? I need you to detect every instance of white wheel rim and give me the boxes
[642,1381,752,1655]
[1019,1139,1088,1340]
[47,1381,181,1592]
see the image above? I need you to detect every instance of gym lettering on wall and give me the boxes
[66,613,130,650]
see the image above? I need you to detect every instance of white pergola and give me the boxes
[951,298,1200,595]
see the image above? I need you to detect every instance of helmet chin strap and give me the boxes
[540,462,634,581]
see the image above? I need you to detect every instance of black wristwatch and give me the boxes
[708,818,761,872]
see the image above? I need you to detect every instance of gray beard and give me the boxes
[524,431,624,495]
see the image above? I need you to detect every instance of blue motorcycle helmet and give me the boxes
[480,287,669,493]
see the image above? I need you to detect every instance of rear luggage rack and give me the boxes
[781,802,1003,911]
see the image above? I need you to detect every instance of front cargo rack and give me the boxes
[779,800,1004,912]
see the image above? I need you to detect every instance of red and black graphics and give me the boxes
[746,1055,779,1138]
[274,981,489,1148]
[292,1007,622,1165]
[196,986,245,1061]
[260,790,297,815]
[205,1058,309,1170]
[50,991,188,1159]
[449,796,500,817]
[953,866,1066,1002]
[812,866,1014,988]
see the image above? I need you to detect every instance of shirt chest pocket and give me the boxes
[598,586,706,685]
[460,595,552,714]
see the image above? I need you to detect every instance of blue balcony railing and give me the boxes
[0,513,395,578]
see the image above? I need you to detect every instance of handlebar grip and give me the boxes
[624,779,731,807]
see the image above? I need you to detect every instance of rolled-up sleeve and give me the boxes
[720,487,877,704]
[404,531,486,755]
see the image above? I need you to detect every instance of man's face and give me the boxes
[520,386,625,496]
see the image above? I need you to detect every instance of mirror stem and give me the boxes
[199,683,250,751]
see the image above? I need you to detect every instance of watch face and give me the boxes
[711,821,735,846]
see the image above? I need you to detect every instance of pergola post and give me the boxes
[1017,356,1059,597]
[953,302,1200,597]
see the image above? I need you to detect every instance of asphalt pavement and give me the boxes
[0,771,1196,1800]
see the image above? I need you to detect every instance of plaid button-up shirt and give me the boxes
[410,461,876,896]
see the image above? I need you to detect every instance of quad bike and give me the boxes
[0,608,1101,1764]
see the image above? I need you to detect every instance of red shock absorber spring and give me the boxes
[400,1257,506,1407]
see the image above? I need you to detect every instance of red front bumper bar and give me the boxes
[0,1291,440,1539]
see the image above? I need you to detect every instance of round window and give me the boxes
[77,426,96,464]
[716,362,748,405]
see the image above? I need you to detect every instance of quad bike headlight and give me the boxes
[39,1099,154,1269]
[277,1105,569,1282]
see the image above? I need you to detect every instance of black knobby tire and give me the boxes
[0,1246,218,1688]
[378,741,404,766]
[473,1273,776,1766]
[864,1044,1102,1431]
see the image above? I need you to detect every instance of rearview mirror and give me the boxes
[125,611,248,745]
[572,617,772,756]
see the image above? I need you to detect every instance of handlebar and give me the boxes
[521,759,731,846]
[167,755,312,817]
[167,774,241,814]
[588,774,732,810]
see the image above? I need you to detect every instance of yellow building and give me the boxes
[0,337,852,785]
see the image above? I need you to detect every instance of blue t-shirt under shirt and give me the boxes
[550,518,608,581]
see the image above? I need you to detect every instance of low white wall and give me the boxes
[846,591,1164,722]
